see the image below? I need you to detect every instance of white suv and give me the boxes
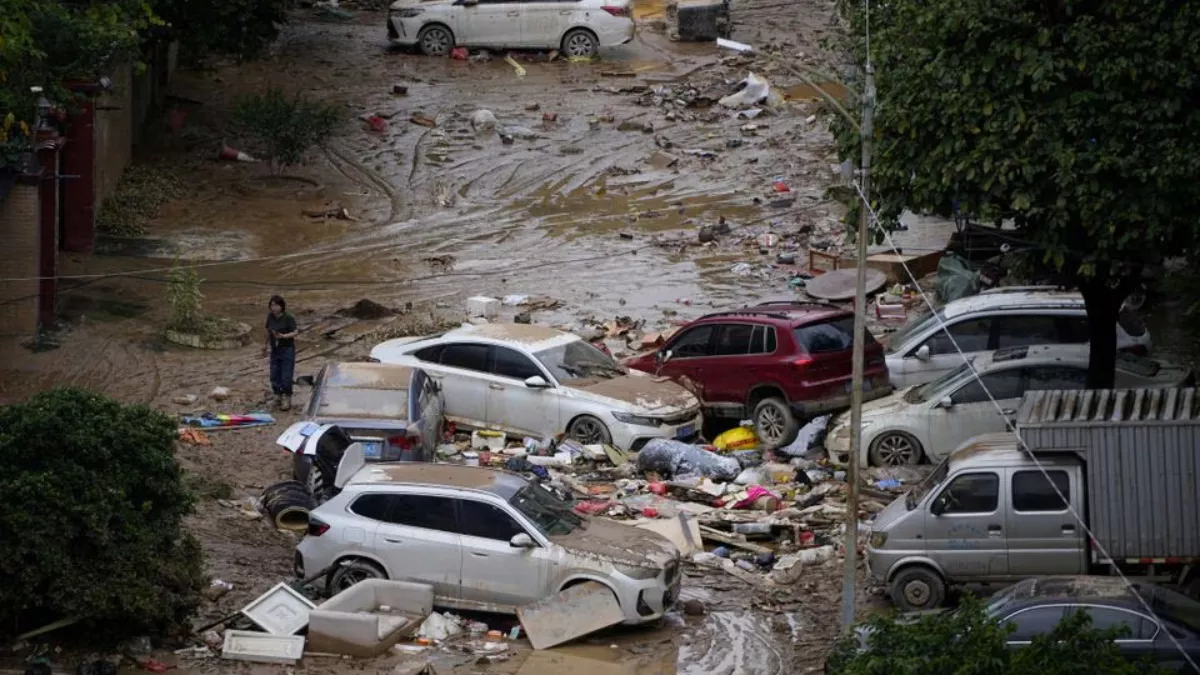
[296,461,682,623]
[370,323,702,451]
[884,287,1152,389]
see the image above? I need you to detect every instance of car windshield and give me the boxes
[904,359,975,404]
[906,458,949,510]
[510,484,583,536]
[1150,585,1200,634]
[534,339,625,381]
[886,308,944,354]
[983,582,1027,618]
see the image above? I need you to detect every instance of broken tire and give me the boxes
[329,559,386,594]
[561,28,599,58]
[261,481,316,531]
[418,24,454,57]
[889,566,945,612]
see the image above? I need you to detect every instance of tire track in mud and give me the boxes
[678,609,789,675]
[325,144,404,223]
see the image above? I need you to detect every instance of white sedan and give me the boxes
[386,0,635,57]
[370,323,702,451]
[825,344,1193,467]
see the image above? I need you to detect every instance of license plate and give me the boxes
[360,441,383,459]
[676,424,695,439]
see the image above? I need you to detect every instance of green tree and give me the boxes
[154,0,289,62]
[832,0,1200,387]
[825,596,1171,675]
[231,88,341,174]
[0,388,206,641]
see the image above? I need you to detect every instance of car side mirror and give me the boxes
[936,396,954,410]
[524,375,551,389]
[509,532,534,548]
[659,349,673,364]
[914,344,931,362]
[930,496,947,516]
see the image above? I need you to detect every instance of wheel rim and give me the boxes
[876,434,917,465]
[570,418,606,444]
[423,29,450,55]
[903,579,931,607]
[756,404,786,445]
[564,33,594,57]
[336,565,378,592]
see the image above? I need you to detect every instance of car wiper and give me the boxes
[557,363,584,377]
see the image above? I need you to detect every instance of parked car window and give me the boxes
[439,343,490,373]
[413,345,444,363]
[795,317,868,354]
[937,472,999,514]
[455,499,528,541]
[349,494,392,521]
[747,325,778,354]
[383,494,459,532]
[715,324,755,356]
[765,326,777,353]
[1026,366,1088,391]
[1012,470,1070,512]
[1068,606,1158,640]
[995,315,1060,349]
[533,339,624,381]
[669,325,715,358]
[1059,316,1091,343]
[950,370,1023,404]
[1004,606,1066,641]
[510,485,582,536]
[490,346,544,381]
[922,318,991,355]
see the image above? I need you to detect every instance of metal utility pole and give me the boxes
[840,62,875,631]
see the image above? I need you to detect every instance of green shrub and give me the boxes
[826,595,1170,675]
[231,89,341,174]
[0,388,206,642]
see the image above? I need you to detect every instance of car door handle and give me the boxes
[987,525,1002,536]
[1062,524,1076,534]
[1000,408,1016,415]
[384,537,404,544]
[470,551,488,558]
[558,9,571,13]
[489,383,504,390]
[506,10,519,15]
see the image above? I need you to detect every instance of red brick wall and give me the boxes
[0,182,42,335]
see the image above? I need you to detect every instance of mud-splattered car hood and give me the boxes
[550,517,680,568]
[565,370,698,414]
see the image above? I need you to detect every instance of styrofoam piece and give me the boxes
[716,37,753,52]
[466,296,500,319]
[471,430,506,451]
[221,630,305,664]
[240,582,317,636]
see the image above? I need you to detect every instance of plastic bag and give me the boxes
[713,426,759,451]
[935,252,981,302]
[719,73,784,109]
[636,438,741,482]
[778,415,830,457]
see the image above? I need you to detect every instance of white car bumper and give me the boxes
[608,412,702,452]
[387,16,424,45]
[594,18,636,47]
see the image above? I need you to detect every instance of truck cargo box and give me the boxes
[1016,387,1200,561]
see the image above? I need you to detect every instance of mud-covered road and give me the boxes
[0,0,889,672]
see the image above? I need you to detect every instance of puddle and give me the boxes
[783,81,850,102]
[516,644,678,675]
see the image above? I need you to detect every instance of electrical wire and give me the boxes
[852,180,1200,672]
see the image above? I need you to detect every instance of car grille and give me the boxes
[660,409,699,426]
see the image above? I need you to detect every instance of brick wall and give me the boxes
[0,182,42,335]
[92,61,135,215]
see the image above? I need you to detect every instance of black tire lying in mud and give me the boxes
[261,481,316,531]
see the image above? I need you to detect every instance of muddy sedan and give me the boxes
[370,323,702,451]
[296,462,682,622]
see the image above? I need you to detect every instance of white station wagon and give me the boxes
[386,0,635,57]
[370,323,702,451]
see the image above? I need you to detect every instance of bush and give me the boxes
[166,262,205,333]
[231,89,341,174]
[0,388,206,642]
[825,595,1170,675]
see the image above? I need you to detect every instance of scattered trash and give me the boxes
[222,631,305,664]
[636,438,741,481]
[716,37,754,52]
[173,394,198,405]
[713,425,759,451]
[470,109,498,133]
[719,73,783,110]
[209,386,231,401]
[182,412,276,430]
[218,145,258,162]
[303,205,357,221]
[450,47,469,60]
[178,428,211,446]
[417,612,463,642]
[393,85,409,96]
[241,582,317,635]
[204,579,235,601]
[410,113,437,127]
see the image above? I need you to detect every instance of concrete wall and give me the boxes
[0,181,42,335]
[92,61,135,216]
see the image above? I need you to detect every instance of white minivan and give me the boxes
[884,287,1152,389]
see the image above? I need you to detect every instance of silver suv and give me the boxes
[884,287,1152,389]
[295,462,682,623]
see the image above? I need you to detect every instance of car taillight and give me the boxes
[792,355,813,367]
[308,517,331,537]
[602,5,630,16]
[1119,345,1149,357]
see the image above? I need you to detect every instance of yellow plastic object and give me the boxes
[505,55,527,78]
[713,426,759,451]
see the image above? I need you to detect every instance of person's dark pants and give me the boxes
[270,345,295,396]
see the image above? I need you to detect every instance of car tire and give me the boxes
[868,431,923,467]
[566,414,612,445]
[417,24,454,56]
[329,559,387,594]
[888,566,945,612]
[753,397,800,450]
[561,28,599,58]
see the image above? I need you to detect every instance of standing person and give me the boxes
[263,295,298,410]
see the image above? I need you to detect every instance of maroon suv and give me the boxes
[625,301,893,448]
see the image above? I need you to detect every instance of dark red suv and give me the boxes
[625,301,893,448]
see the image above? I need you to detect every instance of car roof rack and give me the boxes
[699,301,846,321]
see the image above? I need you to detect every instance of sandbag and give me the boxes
[636,438,741,481]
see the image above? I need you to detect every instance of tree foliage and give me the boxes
[831,0,1200,386]
[0,388,206,641]
[155,0,289,62]
[232,88,341,174]
[825,596,1170,675]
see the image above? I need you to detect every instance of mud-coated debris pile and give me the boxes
[337,298,396,320]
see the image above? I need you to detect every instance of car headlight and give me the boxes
[616,563,662,580]
[869,531,888,548]
[390,7,423,17]
[612,412,662,427]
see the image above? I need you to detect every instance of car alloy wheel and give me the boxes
[419,26,452,56]
[753,397,798,449]
[871,433,920,466]
[567,415,610,445]
[562,29,598,58]
[330,560,385,593]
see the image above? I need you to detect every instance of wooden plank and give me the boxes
[517,582,625,650]
[698,525,772,554]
